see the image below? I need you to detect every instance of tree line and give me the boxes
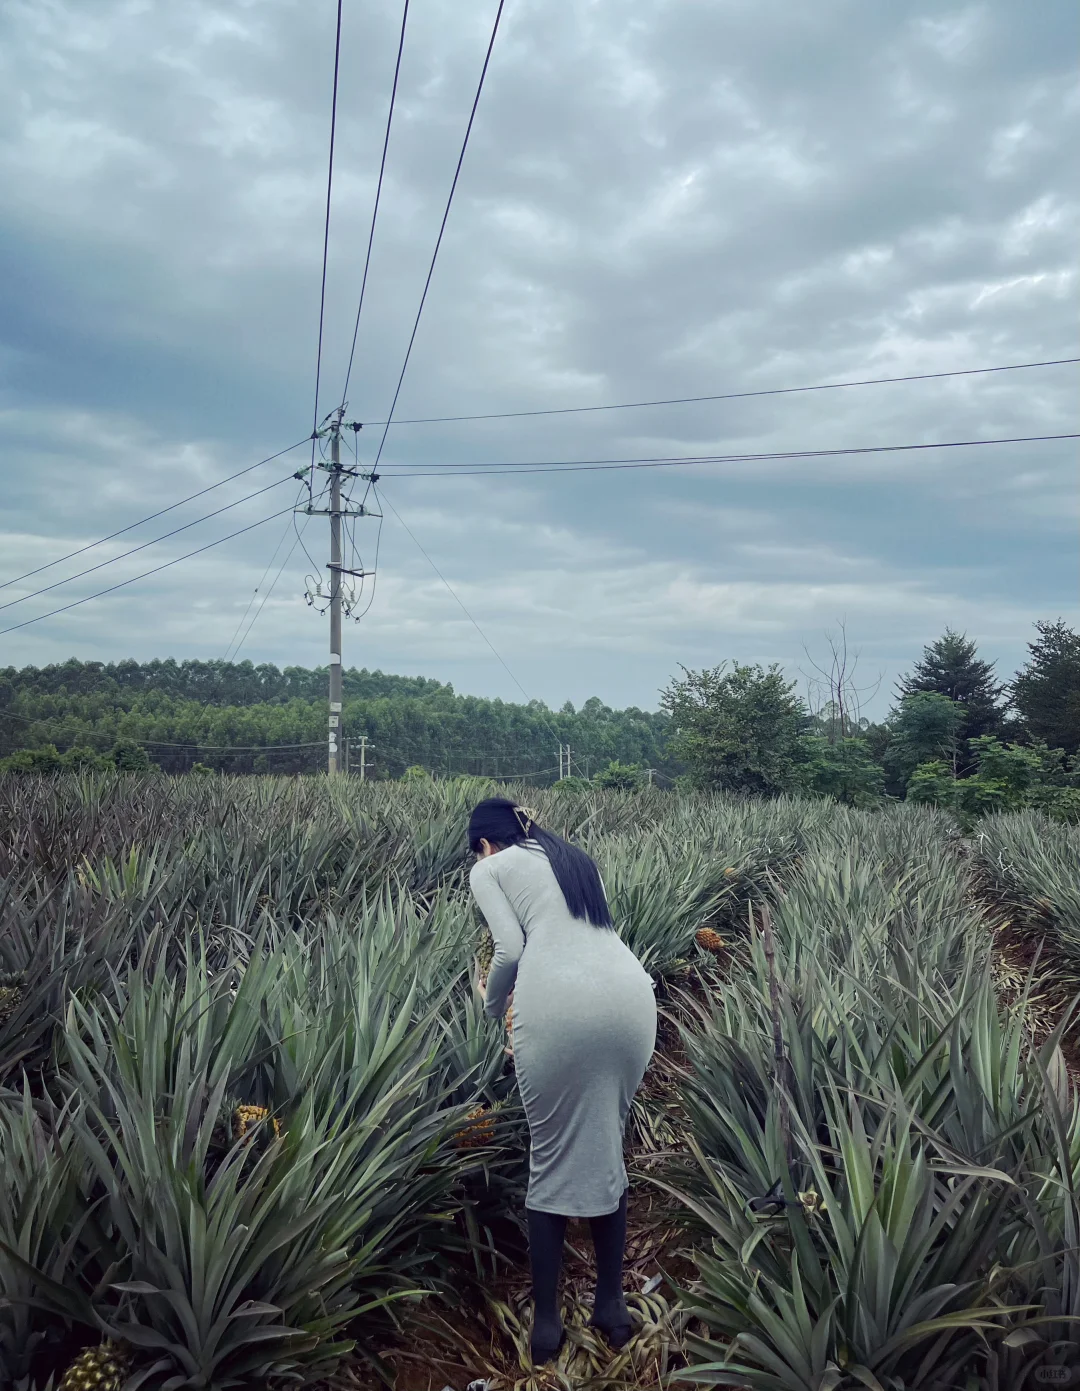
[1,620,1077,821]
[0,659,670,780]
[663,619,1080,822]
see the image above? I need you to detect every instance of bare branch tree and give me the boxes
[800,622,884,743]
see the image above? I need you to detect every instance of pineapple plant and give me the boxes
[695,927,726,955]
[0,971,24,1025]
[58,1341,130,1391]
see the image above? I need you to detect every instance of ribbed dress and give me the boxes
[470,842,657,1217]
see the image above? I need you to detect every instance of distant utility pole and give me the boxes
[555,743,574,780]
[356,734,371,781]
[302,408,379,776]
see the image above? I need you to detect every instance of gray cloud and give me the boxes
[0,0,1077,715]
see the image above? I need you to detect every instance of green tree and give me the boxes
[898,629,1004,743]
[593,760,645,791]
[905,735,1079,828]
[61,746,109,771]
[1012,619,1080,754]
[885,691,966,791]
[110,739,151,772]
[0,744,62,774]
[795,736,884,806]
[905,760,957,810]
[661,664,806,795]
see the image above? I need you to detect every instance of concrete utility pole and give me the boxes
[356,733,371,781]
[302,408,380,777]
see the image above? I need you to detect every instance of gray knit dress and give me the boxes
[470,842,657,1217]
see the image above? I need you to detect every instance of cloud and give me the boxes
[0,0,1077,716]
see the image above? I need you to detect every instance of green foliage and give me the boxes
[60,745,109,771]
[898,627,1005,742]
[794,734,884,806]
[108,739,150,772]
[0,744,63,774]
[665,814,1079,1388]
[0,658,672,780]
[907,736,1080,827]
[906,757,961,809]
[552,776,591,793]
[973,811,1080,968]
[662,664,806,795]
[1,763,1076,1385]
[190,761,214,776]
[1012,618,1080,754]
[1032,785,1080,823]
[402,764,432,781]
[593,759,645,791]
[884,690,966,790]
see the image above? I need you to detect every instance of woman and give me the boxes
[468,797,657,1365]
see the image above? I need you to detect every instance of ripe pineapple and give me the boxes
[59,1340,130,1391]
[695,928,726,954]
[476,925,495,987]
[456,1105,497,1150]
[231,1104,282,1141]
[0,971,24,1025]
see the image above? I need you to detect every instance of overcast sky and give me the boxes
[1,0,1077,716]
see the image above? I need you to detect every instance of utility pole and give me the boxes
[302,409,380,777]
[356,734,370,781]
[327,410,344,775]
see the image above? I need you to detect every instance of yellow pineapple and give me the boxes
[456,1105,497,1150]
[0,972,24,1026]
[231,1104,282,1141]
[695,928,726,954]
[59,1339,131,1391]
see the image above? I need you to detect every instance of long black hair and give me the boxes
[468,797,613,928]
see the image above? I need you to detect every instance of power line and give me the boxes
[378,431,1080,479]
[231,527,305,661]
[137,738,325,752]
[377,485,574,764]
[0,472,302,617]
[0,438,310,595]
[308,0,345,484]
[378,486,533,704]
[361,355,1080,428]
[340,0,411,408]
[0,504,298,639]
[223,492,305,662]
[372,0,505,471]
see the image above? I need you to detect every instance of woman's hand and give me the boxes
[474,964,487,1003]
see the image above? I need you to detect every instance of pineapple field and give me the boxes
[0,772,1077,1391]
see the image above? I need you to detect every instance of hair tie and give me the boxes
[513,805,537,837]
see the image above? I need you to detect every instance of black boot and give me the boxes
[588,1189,632,1348]
[526,1207,568,1365]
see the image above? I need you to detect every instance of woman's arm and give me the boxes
[469,859,524,1019]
